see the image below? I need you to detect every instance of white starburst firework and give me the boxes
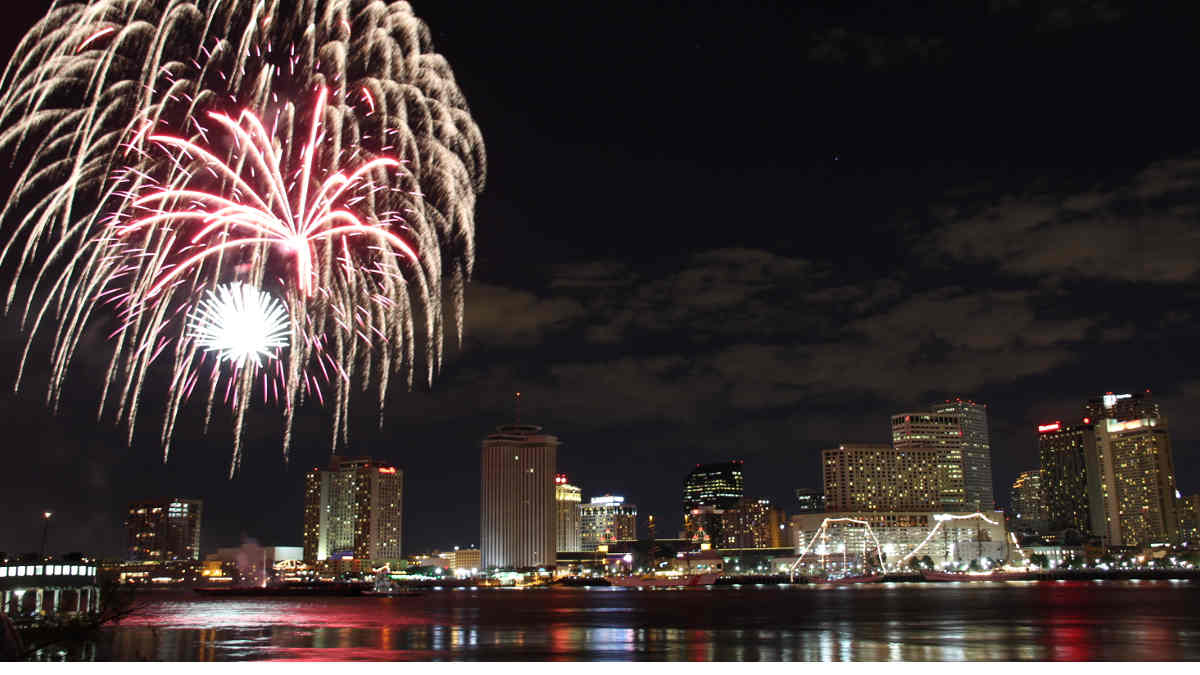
[188,283,290,369]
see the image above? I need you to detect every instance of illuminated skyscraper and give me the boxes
[683,461,745,512]
[126,498,202,561]
[931,400,995,511]
[822,443,941,512]
[1037,421,1103,537]
[891,413,966,509]
[579,495,637,551]
[1093,416,1179,546]
[720,498,787,548]
[480,424,559,569]
[1010,470,1048,531]
[554,473,582,552]
[302,456,403,565]
[1084,391,1159,423]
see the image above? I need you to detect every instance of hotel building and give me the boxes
[1093,415,1179,546]
[126,498,203,561]
[932,400,995,511]
[480,424,559,569]
[302,456,403,565]
[1010,470,1048,531]
[822,443,940,512]
[891,413,967,509]
[580,495,637,551]
[555,473,582,552]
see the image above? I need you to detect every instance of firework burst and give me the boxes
[188,283,290,369]
[0,1,486,474]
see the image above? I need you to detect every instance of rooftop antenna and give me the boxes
[514,391,521,424]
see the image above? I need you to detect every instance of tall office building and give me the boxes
[579,495,638,551]
[891,413,966,509]
[126,498,203,561]
[1037,421,1103,537]
[931,400,995,511]
[720,498,786,548]
[795,487,826,513]
[1010,470,1048,530]
[822,444,940,512]
[480,424,559,568]
[302,456,403,565]
[1084,391,1159,423]
[554,473,582,552]
[1093,416,1179,546]
[683,461,745,512]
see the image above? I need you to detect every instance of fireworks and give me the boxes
[0,1,486,474]
[188,283,290,369]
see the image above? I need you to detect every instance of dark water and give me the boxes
[85,581,1200,661]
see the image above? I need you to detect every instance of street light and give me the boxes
[40,511,53,559]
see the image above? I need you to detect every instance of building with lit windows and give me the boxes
[790,510,1009,569]
[1084,391,1159,424]
[932,400,995,511]
[892,413,966,509]
[580,495,637,551]
[1179,493,1200,544]
[1093,416,1179,546]
[1010,470,1048,531]
[683,461,745,512]
[126,498,203,561]
[554,473,582,552]
[302,456,403,566]
[720,498,787,549]
[795,488,825,513]
[1037,421,1103,537]
[480,424,559,569]
[822,443,940,512]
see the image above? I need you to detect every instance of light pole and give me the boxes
[40,511,53,559]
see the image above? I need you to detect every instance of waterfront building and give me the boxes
[822,443,940,512]
[1,558,101,618]
[554,473,582,552]
[790,510,1008,569]
[480,424,559,568]
[580,495,637,551]
[302,456,403,566]
[125,498,203,561]
[1178,493,1200,543]
[720,498,787,548]
[891,412,967,509]
[932,399,995,511]
[1037,421,1103,537]
[683,461,745,512]
[1093,416,1179,546]
[1010,470,1049,531]
[795,488,825,513]
[448,547,481,573]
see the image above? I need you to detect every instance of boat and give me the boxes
[604,573,720,588]
[828,574,885,585]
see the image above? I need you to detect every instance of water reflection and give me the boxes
[80,581,1200,661]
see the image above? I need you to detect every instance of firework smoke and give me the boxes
[0,1,486,473]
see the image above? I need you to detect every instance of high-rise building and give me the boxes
[822,443,940,512]
[1010,470,1048,530]
[1037,421,1103,537]
[795,487,826,513]
[720,498,787,548]
[1179,493,1200,544]
[892,412,966,509]
[480,424,559,569]
[932,400,995,511]
[554,473,582,552]
[683,461,745,512]
[1093,416,1179,546]
[126,498,203,561]
[302,456,403,565]
[579,495,637,551]
[1084,391,1159,423]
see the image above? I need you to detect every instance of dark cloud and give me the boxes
[808,28,948,70]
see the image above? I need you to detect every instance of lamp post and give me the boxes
[40,511,53,559]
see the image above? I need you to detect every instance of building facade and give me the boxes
[1010,470,1048,531]
[1083,391,1159,423]
[720,498,787,549]
[790,510,1009,569]
[932,400,995,511]
[1179,493,1200,544]
[822,443,941,512]
[126,498,203,561]
[891,413,966,509]
[795,488,825,513]
[1093,416,1179,546]
[683,461,745,512]
[1037,421,1103,537]
[302,456,403,565]
[554,473,582,552]
[579,495,637,551]
[480,424,559,569]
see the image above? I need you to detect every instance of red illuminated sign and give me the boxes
[378,467,396,474]
[1037,422,1061,433]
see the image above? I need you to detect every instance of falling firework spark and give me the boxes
[188,282,290,369]
[0,1,486,474]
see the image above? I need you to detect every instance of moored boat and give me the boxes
[604,573,719,588]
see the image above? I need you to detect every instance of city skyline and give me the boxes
[1,2,1199,560]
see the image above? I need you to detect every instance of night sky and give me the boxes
[3,1,1200,558]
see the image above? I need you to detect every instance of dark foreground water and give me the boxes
[78,580,1200,661]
